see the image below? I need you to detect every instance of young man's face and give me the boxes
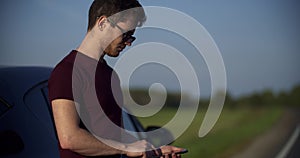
[104,18,137,57]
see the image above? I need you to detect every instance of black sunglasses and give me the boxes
[107,18,136,43]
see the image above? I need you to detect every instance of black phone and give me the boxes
[153,149,188,158]
[174,149,188,155]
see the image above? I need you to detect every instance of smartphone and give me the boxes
[154,149,188,158]
[174,149,188,155]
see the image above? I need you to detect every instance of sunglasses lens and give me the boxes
[123,35,135,43]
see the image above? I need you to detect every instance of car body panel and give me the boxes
[0,67,59,158]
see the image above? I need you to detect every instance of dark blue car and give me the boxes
[0,67,172,158]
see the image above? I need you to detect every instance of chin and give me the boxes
[108,53,120,57]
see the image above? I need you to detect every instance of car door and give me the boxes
[0,80,60,158]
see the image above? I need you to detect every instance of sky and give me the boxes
[0,0,299,98]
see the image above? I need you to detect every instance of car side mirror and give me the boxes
[145,126,174,147]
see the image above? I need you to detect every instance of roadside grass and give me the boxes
[137,106,283,158]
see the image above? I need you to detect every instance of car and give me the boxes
[0,66,173,158]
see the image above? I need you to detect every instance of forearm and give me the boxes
[59,127,126,156]
[51,99,141,157]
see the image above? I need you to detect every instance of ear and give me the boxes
[97,16,107,31]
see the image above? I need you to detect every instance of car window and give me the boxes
[122,110,147,140]
[122,111,139,138]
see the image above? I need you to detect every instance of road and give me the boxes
[287,133,300,157]
[232,108,300,158]
[283,124,300,158]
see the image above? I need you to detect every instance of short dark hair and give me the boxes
[87,0,146,31]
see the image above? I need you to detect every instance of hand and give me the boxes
[158,145,185,158]
[142,145,185,158]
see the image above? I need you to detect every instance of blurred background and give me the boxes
[1,0,299,157]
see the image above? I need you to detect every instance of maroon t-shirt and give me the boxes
[48,50,123,158]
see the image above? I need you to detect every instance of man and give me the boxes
[48,0,184,157]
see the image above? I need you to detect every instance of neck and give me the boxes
[76,30,105,61]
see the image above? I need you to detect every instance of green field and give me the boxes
[137,106,283,158]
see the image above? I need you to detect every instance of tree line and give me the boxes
[224,84,300,108]
[123,84,300,109]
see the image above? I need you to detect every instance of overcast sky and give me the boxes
[0,0,299,98]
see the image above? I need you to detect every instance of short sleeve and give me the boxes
[48,61,75,102]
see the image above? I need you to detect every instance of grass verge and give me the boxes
[138,106,283,158]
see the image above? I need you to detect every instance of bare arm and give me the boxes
[51,99,145,157]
